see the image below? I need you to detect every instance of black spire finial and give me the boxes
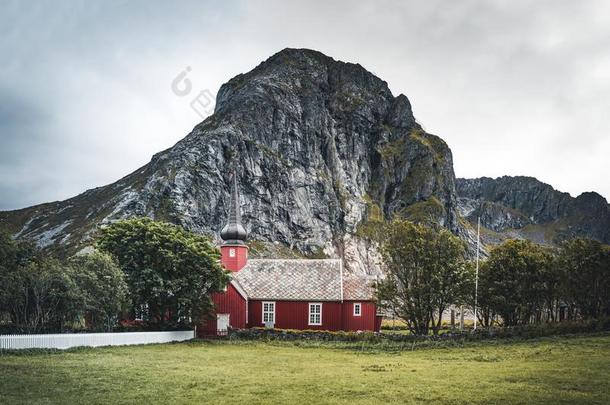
[220,172,247,244]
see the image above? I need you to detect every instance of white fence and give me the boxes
[0,330,195,350]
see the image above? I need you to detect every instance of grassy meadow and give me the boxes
[1,334,609,404]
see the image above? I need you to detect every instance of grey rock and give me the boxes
[3,49,607,271]
[457,176,610,245]
[0,48,459,273]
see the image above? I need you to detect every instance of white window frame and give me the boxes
[353,302,362,317]
[217,313,230,334]
[308,302,322,326]
[262,301,275,324]
[229,248,236,258]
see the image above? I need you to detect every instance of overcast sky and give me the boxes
[1,0,609,210]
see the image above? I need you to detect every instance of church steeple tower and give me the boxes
[220,173,248,272]
[220,174,248,245]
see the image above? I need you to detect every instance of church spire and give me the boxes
[220,172,247,245]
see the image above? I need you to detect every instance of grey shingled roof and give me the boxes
[232,259,375,301]
[342,272,377,301]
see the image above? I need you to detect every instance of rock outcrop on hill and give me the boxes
[457,176,610,245]
[0,49,460,274]
[2,49,607,272]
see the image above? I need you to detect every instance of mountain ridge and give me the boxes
[456,175,610,246]
[1,48,608,273]
[0,48,460,274]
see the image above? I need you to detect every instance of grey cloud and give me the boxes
[0,0,609,210]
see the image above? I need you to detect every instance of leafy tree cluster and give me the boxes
[0,230,128,333]
[477,238,609,326]
[476,239,555,326]
[375,220,472,335]
[96,217,229,328]
[375,218,609,334]
[1,218,229,333]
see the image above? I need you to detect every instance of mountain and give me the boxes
[2,49,607,271]
[0,48,460,274]
[457,176,610,246]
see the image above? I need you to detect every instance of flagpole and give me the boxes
[474,216,480,331]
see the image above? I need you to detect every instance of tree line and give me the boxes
[375,219,610,335]
[0,218,228,333]
[478,237,610,327]
[2,216,608,336]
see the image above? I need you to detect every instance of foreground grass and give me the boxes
[1,334,609,404]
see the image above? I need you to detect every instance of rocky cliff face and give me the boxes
[457,176,610,245]
[0,48,460,274]
[3,49,606,270]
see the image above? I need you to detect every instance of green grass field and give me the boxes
[1,334,609,404]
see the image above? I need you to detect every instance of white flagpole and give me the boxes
[474,216,480,331]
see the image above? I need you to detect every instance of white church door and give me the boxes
[217,313,230,336]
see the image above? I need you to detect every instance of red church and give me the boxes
[198,177,382,336]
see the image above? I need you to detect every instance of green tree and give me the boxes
[479,239,555,326]
[96,218,229,328]
[0,227,17,267]
[474,260,495,327]
[558,238,610,319]
[0,228,37,272]
[69,252,129,331]
[375,220,470,335]
[0,254,86,333]
[1,228,134,333]
[538,252,562,322]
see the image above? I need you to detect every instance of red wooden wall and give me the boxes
[220,245,248,272]
[198,284,246,337]
[341,301,378,331]
[248,300,380,332]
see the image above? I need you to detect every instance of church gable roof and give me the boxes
[233,259,375,301]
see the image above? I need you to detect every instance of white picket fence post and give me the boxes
[0,330,195,350]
